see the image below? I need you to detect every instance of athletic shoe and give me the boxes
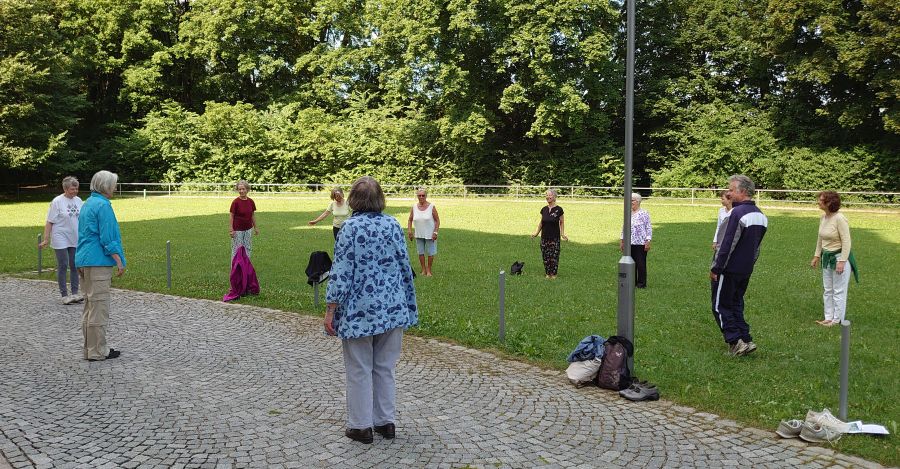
[619,382,660,401]
[775,419,802,438]
[72,293,84,303]
[743,341,757,355]
[805,408,850,433]
[62,295,78,305]
[729,339,750,356]
[799,422,842,443]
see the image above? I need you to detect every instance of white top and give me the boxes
[46,194,82,249]
[713,207,731,243]
[412,203,436,239]
[328,201,351,228]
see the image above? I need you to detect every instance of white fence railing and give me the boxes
[8,182,900,207]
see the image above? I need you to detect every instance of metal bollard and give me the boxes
[839,320,851,420]
[499,270,506,342]
[166,240,172,288]
[37,233,43,274]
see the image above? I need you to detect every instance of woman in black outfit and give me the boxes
[531,189,568,279]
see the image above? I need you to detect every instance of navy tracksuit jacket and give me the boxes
[711,200,768,344]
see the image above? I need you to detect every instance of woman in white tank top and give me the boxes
[407,188,441,276]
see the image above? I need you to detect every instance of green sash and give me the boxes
[821,249,859,283]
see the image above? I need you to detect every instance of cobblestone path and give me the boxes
[0,278,886,468]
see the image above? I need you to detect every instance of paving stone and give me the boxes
[0,278,890,469]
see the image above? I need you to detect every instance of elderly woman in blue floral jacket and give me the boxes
[324,176,418,444]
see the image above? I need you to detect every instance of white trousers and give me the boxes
[822,266,851,322]
[341,327,403,429]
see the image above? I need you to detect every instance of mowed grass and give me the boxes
[1,195,898,464]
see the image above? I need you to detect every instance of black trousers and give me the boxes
[712,272,753,344]
[630,245,648,288]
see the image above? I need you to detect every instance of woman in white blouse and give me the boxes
[810,191,856,326]
[407,188,440,276]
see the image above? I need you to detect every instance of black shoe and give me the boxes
[345,427,373,444]
[374,423,395,439]
[87,349,121,362]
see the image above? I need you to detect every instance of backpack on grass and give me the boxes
[596,335,634,391]
[510,261,524,275]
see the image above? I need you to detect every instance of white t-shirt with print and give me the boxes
[46,194,82,249]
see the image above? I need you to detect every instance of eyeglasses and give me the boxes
[417,194,426,197]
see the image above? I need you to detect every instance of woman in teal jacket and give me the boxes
[75,170,126,362]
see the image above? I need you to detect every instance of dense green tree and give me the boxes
[0,0,85,178]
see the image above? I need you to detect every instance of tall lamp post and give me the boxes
[617,0,636,367]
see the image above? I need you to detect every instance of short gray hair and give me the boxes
[416,187,427,195]
[330,187,344,200]
[61,176,79,190]
[89,170,118,196]
[235,180,250,191]
[348,176,386,212]
[546,188,559,198]
[631,192,642,204]
[728,174,755,198]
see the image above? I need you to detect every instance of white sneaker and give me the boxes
[72,293,84,303]
[62,295,78,305]
[805,408,850,433]
[799,422,842,443]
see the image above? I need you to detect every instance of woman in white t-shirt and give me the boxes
[38,176,83,304]
[712,190,732,251]
[309,188,351,239]
[407,187,440,276]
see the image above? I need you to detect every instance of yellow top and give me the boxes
[814,212,851,261]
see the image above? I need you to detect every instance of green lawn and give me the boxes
[2,195,898,464]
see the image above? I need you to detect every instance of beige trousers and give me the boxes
[80,267,112,360]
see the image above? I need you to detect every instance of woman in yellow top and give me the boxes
[810,191,856,326]
[309,188,352,239]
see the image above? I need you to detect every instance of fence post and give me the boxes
[37,234,43,274]
[499,270,506,342]
[166,240,172,288]
[691,188,695,205]
[839,320,851,420]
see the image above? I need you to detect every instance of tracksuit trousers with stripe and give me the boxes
[711,272,753,345]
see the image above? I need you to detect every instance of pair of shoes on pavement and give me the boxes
[776,408,847,443]
[619,379,659,401]
[729,339,757,356]
[345,423,396,444]
[62,293,84,305]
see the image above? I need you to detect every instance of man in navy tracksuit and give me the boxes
[710,175,768,356]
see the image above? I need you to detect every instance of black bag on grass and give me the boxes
[596,335,634,391]
[510,261,525,275]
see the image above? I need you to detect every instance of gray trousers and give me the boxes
[341,327,404,429]
[55,247,78,296]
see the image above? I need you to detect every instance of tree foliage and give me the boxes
[0,0,896,190]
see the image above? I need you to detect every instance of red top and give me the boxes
[230,197,256,231]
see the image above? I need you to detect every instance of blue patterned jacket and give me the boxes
[326,211,418,339]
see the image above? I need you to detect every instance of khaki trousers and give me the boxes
[80,267,112,360]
